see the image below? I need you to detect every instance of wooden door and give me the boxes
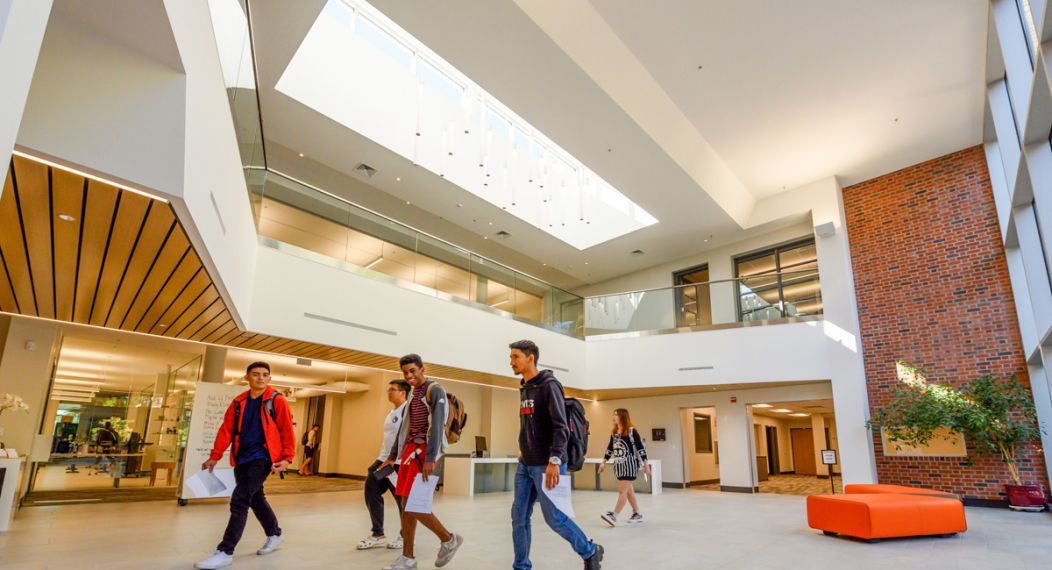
[766,426,780,475]
[791,428,816,475]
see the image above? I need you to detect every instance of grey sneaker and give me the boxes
[600,511,616,527]
[584,543,604,569]
[195,550,233,569]
[257,534,283,555]
[382,555,417,570]
[435,533,464,567]
[627,512,643,524]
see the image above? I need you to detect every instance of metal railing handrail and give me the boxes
[582,269,820,299]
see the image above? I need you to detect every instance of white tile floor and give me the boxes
[1,487,1050,569]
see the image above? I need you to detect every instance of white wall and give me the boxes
[0,0,51,193]
[250,245,585,385]
[751,414,794,474]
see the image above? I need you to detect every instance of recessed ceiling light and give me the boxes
[542,263,547,267]
[789,413,810,417]
[457,203,463,208]
[483,236,488,240]
[298,153,304,158]
[771,408,792,413]
[158,324,167,328]
[58,213,76,222]
[584,262,589,265]
[406,201,411,205]
[488,222,493,226]
[753,403,772,408]
[395,177,401,182]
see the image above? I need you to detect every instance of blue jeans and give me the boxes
[511,462,595,570]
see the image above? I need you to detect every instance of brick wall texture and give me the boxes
[843,145,1049,502]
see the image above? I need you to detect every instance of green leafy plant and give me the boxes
[869,362,1043,486]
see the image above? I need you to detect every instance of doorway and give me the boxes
[680,407,720,489]
[790,428,816,475]
[765,426,780,475]
[673,264,711,327]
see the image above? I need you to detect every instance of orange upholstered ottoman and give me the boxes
[807,493,967,542]
[844,484,956,498]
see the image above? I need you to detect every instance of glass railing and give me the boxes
[246,168,585,336]
[583,270,823,336]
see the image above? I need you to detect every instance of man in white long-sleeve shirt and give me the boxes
[357,379,409,550]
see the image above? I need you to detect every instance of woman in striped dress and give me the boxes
[599,408,651,526]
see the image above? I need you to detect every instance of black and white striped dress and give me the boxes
[604,428,648,481]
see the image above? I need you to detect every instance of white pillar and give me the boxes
[0,0,52,195]
[713,399,756,492]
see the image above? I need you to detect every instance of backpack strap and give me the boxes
[232,399,242,439]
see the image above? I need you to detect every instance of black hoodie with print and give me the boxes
[518,369,569,466]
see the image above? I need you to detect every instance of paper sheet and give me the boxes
[540,474,575,518]
[405,474,439,514]
[185,469,234,498]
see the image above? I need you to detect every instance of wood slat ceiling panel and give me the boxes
[165,285,220,338]
[116,223,188,330]
[89,192,151,326]
[0,163,35,314]
[134,254,202,332]
[104,203,177,329]
[15,159,55,319]
[51,169,85,322]
[72,178,119,323]
[147,267,209,335]
[1,156,521,391]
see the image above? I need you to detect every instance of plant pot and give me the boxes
[1005,484,1047,510]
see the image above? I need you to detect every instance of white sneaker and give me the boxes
[600,511,617,527]
[387,536,404,549]
[257,534,283,555]
[195,550,233,569]
[382,555,417,570]
[627,512,644,524]
[358,535,388,550]
[435,533,464,568]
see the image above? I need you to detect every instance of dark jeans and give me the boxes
[365,460,403,536]
[217,460,281,554]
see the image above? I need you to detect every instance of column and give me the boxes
[713,399,756,492]
[201,345,227,383]
[0,0,52,192]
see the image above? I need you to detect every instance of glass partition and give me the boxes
[584,270,822,336]
[249,169,584,336]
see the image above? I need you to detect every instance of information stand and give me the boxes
[821,449,838,494]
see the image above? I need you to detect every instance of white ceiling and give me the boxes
[588,0,988,198]
[244,0,987,287]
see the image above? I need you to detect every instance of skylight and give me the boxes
[275,0,658,250]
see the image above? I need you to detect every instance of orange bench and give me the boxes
[807,493,967,542]
[844,483,958,499]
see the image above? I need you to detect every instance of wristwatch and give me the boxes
[549,456,562,465]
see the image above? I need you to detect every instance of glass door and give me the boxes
[673,264,710,327]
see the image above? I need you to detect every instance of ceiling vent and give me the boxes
[495,230,511,239]
[354,163,377,178]
[630,249,645,256]
[296,358,312,367]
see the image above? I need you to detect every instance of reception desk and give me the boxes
[443,457,662,497]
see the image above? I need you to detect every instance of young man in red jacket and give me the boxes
[195,362,296,570]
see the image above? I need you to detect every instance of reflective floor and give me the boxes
[2,487,1050,569]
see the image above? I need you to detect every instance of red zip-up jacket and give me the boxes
[209,386,296,466]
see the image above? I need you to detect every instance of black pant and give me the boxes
[364,460,402,537]
[217,460,281,554]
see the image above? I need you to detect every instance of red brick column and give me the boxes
[843,145,1048,502]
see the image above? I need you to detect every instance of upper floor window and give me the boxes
[735,238,822,321]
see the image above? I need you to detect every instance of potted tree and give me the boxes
[870,364,1047,511]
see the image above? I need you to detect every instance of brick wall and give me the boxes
[843,145,1049,502]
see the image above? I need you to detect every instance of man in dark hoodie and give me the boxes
[509,340,603,570]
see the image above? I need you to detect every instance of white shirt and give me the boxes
[378,402,407,462]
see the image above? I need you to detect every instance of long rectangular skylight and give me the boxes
[275,0,657,250]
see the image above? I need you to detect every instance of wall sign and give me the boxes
[821,449,838,465]
[652,428,666,442]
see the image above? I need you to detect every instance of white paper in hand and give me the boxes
[405,474,439,514]
[540,475,575,518]
[186,469,234,498]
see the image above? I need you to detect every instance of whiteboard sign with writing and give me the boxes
[180,382,244,500]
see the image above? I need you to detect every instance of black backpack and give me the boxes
[564,397,589,472]
[301,431,310,446]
